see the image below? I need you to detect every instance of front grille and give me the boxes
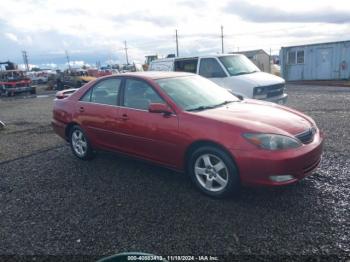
[266,83,284,98]
[296,127,316,144]
[253,83,285,98]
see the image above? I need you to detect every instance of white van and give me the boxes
[149,54,287,103]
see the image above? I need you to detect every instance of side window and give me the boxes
[199,58,226,78]
[297,50,304,64]
[90,78,121,105]
[174,59,198,73]
[288,51,296,64]
[80,89,92,102]
[124,79,163,110]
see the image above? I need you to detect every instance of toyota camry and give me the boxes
[52,72,324,198]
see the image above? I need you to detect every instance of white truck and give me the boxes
[149,54,287,104]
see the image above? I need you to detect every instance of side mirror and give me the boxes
[148,103,173,115]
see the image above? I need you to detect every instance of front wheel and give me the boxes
[69,125,94,160]
[188,146,240,198]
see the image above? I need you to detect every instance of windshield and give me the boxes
[156,75,239,111]
[219,55,260,76]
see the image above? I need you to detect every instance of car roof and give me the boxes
[150,53,242,63]
[121,71,194,80]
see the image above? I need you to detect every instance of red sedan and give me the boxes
[52,72,324,198]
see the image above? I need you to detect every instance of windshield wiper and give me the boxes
[187,105,217,111]
[234,71,250,76]
[234,71,258,76]
[187,101,237,111]
[212,100,237,107]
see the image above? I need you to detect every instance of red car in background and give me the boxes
[0,70,35,96]
[52,72,324,198]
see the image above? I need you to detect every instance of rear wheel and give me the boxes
[69,125,94,160]
[188,146,240,198]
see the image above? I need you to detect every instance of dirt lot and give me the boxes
[0,85,349,261]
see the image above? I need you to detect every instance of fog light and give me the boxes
[269,175,295,182]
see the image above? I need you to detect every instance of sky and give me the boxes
[1,0,350,69]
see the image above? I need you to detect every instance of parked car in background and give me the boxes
[149,54,287,104]
[52,72,323,198]
[60,69,96,88]
[0,70,36,96]
[26,71,49,84]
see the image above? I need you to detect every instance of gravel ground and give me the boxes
[0,84,349,261]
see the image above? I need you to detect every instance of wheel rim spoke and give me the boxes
[205,178,213,190]
[195,167,207,176]
[202,155,212,167]
[80,140,87,149]
[214,174,227,186]
[214,161,225,172]
[73,132,79,141]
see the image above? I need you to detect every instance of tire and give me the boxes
[187,146,240,198]
[69,125,95,160]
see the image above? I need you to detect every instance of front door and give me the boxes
[117,78,180,167]
[316,48,333,80]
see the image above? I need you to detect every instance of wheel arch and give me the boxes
[184,140,239,174]
[65,122,80,141]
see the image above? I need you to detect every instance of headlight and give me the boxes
[255,87,264,94]
[243,133,302,150]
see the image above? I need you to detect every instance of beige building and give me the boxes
[231,49,271,73]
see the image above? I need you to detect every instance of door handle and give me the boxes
[79,106,85,112]
[120,114,129,121]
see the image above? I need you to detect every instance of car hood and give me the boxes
[193,100,313,136]
[232,71,285,86]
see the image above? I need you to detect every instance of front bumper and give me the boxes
[230,130,324,187]
[1,86,35,94]
[264,93,288,104]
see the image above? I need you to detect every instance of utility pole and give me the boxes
[124,41,129,65]
[269,48,272,73]
[175,29,179,57]
[221,25,224,54]
[22,50,29,71]
[65,50,71,70]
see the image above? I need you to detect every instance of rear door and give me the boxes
[117,78,180,166]
[76,78,122,150]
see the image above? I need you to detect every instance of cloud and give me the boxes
[111,12,177,27]
[178,0,207,9]
[4,32,19,43]
[224,1,350,24]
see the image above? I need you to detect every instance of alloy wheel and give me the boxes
[71,129,88,157]
[194,153,229,192]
